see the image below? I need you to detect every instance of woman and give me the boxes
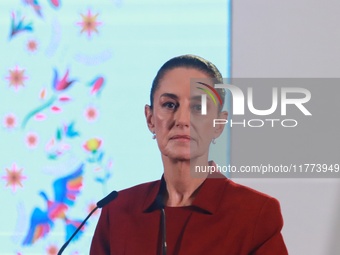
[90,55,288,255]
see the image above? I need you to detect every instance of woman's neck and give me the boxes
[162,157,209,207]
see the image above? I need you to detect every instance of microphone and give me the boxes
[155,194,167,255]
[160,207,167,255]
[57,190,118,255]
[97,190,119,208]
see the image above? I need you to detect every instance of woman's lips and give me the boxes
[170,135,192,141]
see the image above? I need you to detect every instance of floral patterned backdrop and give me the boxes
[0,0,229,253]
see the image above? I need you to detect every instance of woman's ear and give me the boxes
[213,111,228,138]
[145,104,155,132]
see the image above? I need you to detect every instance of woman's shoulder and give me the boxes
[225,178,274,198]
[119,179,161,198]
[205,173,279,203]
[221,177,282,210]
[104,179,161,210]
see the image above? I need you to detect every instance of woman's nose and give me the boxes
[175,105,190,127]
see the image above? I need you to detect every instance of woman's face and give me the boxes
[145,67,227,162]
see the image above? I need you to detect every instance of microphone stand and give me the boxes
[161,208,167,255]
[57,190,118,255]
[57,206,99,255]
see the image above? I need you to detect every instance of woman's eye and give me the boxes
[191,104,202,112]
[163,102,177,109]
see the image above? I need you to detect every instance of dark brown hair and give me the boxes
[150,54,225,111]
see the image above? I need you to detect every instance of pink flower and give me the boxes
[52,69,75,91]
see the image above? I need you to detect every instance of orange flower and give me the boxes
[83,138,101,152]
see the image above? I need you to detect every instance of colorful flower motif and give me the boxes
[94,158,113,194]
[21,94,56,128]
[23,0,43,17]
[27,39,38,52]
[84,106,98,121]
[45,138,71,160]
[46,244,58,255]
[77,9,102,38]
[2,163,27,192]
[25,132,39,148]
[5,66,28,90]
[40,88,46,99]
[48,0,61,8]
[3,114,17,129]
[58,95,71,102]
[45,138,55,151]
[53,69,76,92]
[34,113,46,121]
[44,123,79,159]
[63,122,79,138]
[10,12,33,39]
[83,138,101,153]
[51,106,62,112]
[89,76,105,95]
[21,69,75,128]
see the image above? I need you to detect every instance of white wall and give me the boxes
[231,1,340,254]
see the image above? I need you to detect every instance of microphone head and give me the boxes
[96,190,118,208]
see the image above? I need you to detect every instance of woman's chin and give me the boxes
[162,143,208,162]
[163,147,191,161]
[164,150,206,162]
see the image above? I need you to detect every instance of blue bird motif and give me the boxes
[22,164,84,245]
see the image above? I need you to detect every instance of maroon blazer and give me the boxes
[90,174,288,255]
